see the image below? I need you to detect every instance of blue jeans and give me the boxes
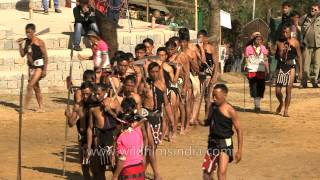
[74,23,100,46]
[42,0,59,10]
[107,0,122,24]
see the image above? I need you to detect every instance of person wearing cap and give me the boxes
[73,0,99,51]
[78,31,110,83]
[244,32,269,112]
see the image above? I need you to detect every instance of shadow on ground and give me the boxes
[52,145,80,164]
[234,106,275,115]
[0,100,20,109]
[50,97,74,105]
[22,166,82,179]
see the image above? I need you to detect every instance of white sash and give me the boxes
[33,58,44,67]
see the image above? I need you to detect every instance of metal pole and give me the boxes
[17,74,24,180]
[252,0,256,20]
[195,0,198,32]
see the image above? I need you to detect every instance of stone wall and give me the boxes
[0,50,93,95]
[0,29,196,95]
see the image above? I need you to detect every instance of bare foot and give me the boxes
[189,119,198,126]
[154,173,162,180]
[158,141,164,146]
[35,108,46,113]
[283,111,289,117]
[179,129,186,135]
[276,104,283,114]
[185,127,191,133]
[145,172,154,180]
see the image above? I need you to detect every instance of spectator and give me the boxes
[281,1,292,25]
[78,31,110,83]
[290,11,302,41]
[42,0,62,14]
[151,10,174,28]
[244,32,269,112]
[73,0,99,51]
[107,0,123,28]
[300,3,320,88]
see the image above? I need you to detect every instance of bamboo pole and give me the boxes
[17,75,24,180]
[50,0,54,9]
[29,0,33,19]
[146,0,150,22]
[252,0,256,20]
[195,0,198,32]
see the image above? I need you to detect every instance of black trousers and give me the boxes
[248,77,265,98]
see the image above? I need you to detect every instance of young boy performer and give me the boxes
[202,84,243,180]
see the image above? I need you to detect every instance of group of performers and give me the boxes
[17,18,305,180]
[19,14,311,178]
[60,25,240,179]
[14,1,320,180]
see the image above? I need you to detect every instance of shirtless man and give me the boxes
[141,62,174,180]
[197,30,220,118]
[65,70,98,179]
[271,25,302,117]
[179,28,203,129]
[143,38,155,56]
[141,47,177,141]
[18,23,48,112]
[157,47,181,140]
[110,53,136,93]
[166,39,190,135]
[86,83,119,180]
[117,75,142,113]
[202,84,243,180]
[132,44,147,92]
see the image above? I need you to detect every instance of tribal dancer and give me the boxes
[273,25,302,117]
[197,30,219,118]
[165,40,190,135]
[157,47,181,141]
[87,83,118,180]
[142,62,173,180]
[65,71,96,179]
[179,28,205,128]
[202,84,243,180]
[18,23,48,112]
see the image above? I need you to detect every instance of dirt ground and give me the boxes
[0,73,320,180]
